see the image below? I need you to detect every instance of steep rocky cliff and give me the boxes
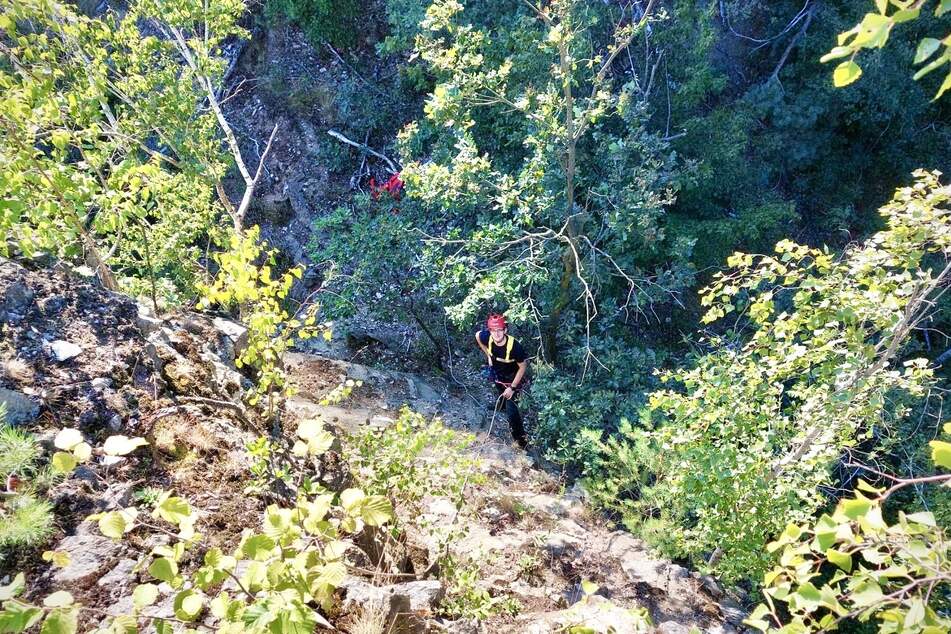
[0,257,743,632]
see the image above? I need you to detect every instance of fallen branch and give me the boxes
[327,129,398,174]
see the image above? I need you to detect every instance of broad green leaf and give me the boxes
[132,584,159,609]
[42,551,71,568]
[54,428,83,451]
[240,560,268,591]
[838,494,872,520]
[40,608,77,634]
[793,582,822,612]
[312,560,346,589]
[173,590,203,621]
[851,580,884,606]
[891,8,919,22]
[743,604,772,631]
[241,603,275,630]
[825,548,852,572]
[833,61,863,87]
[153,496,191,525]
[148,557,178,584]
[49,130,70,151]
[108,615,136,634]
[323,540,349,560]
[296,419,324,441]
[904,599,925,627]
[905,511,936,527]
[339,488,365,512]
[51,451,77,474]
[209,593,231,619]
[929,440,951,469]
[98,512,127,540]
[42,591,74,608]
[914,38,941,64]
[241,534,275,560]
[153,619,173,634]
[204,548,225,570]
[855,479,883,494]
[102,435,148,456]
[0,573,25,600]
[361,496,393,527]
[0,600,44,632]
[72,443,92,462]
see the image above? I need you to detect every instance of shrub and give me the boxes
[345,407,478,519]
[0,420,40,480]
[265,0,360,49]
[0,407,54,555]
[0,495,54,552]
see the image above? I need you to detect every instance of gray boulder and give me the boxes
[0,387,39,425]
[51,531,124,585]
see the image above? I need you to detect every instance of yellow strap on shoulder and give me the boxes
[488,335,515,362]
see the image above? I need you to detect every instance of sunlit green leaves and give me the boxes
[53,429,83,451]
[132,584,159,610]
[39,608,78,634]
[0,0,236,296]
[832,61,863,87]
[0,600,43,633]
[50,452,77,474]
[94,507,138,540]
[825,1,951,99]
[292,419,335,456]
[928,440,951,469]
[640,171,951,583]
[750,423,951,632]
[148,557,178,584]
[102,436,148,456]
[41,592,73,609]
[173,590,203,621]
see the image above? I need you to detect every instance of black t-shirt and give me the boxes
[478,330,527,383]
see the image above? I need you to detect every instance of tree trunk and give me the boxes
[542,37,580,365]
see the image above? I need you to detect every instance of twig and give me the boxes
[177,396,258,430]
[769,5,814,83]
[324,42,392,101]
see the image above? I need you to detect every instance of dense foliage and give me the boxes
[584,171,950,582]
[4,0,951,629]
[747,424,951,633]
[0,0,240,303]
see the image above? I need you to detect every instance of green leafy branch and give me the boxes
[747,424,951,633]
[822,0,951,99]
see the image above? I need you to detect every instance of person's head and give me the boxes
[486,313,507,344]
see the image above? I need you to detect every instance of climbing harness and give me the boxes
[487,334,515,363]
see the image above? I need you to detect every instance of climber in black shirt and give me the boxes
[475,313,529,448]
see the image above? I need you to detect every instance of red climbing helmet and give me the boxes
[486,313,507,331]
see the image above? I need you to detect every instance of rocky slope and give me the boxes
[0,257,744,632]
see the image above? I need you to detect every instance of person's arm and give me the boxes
[503,359,528,399]
[475,332,492,365]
